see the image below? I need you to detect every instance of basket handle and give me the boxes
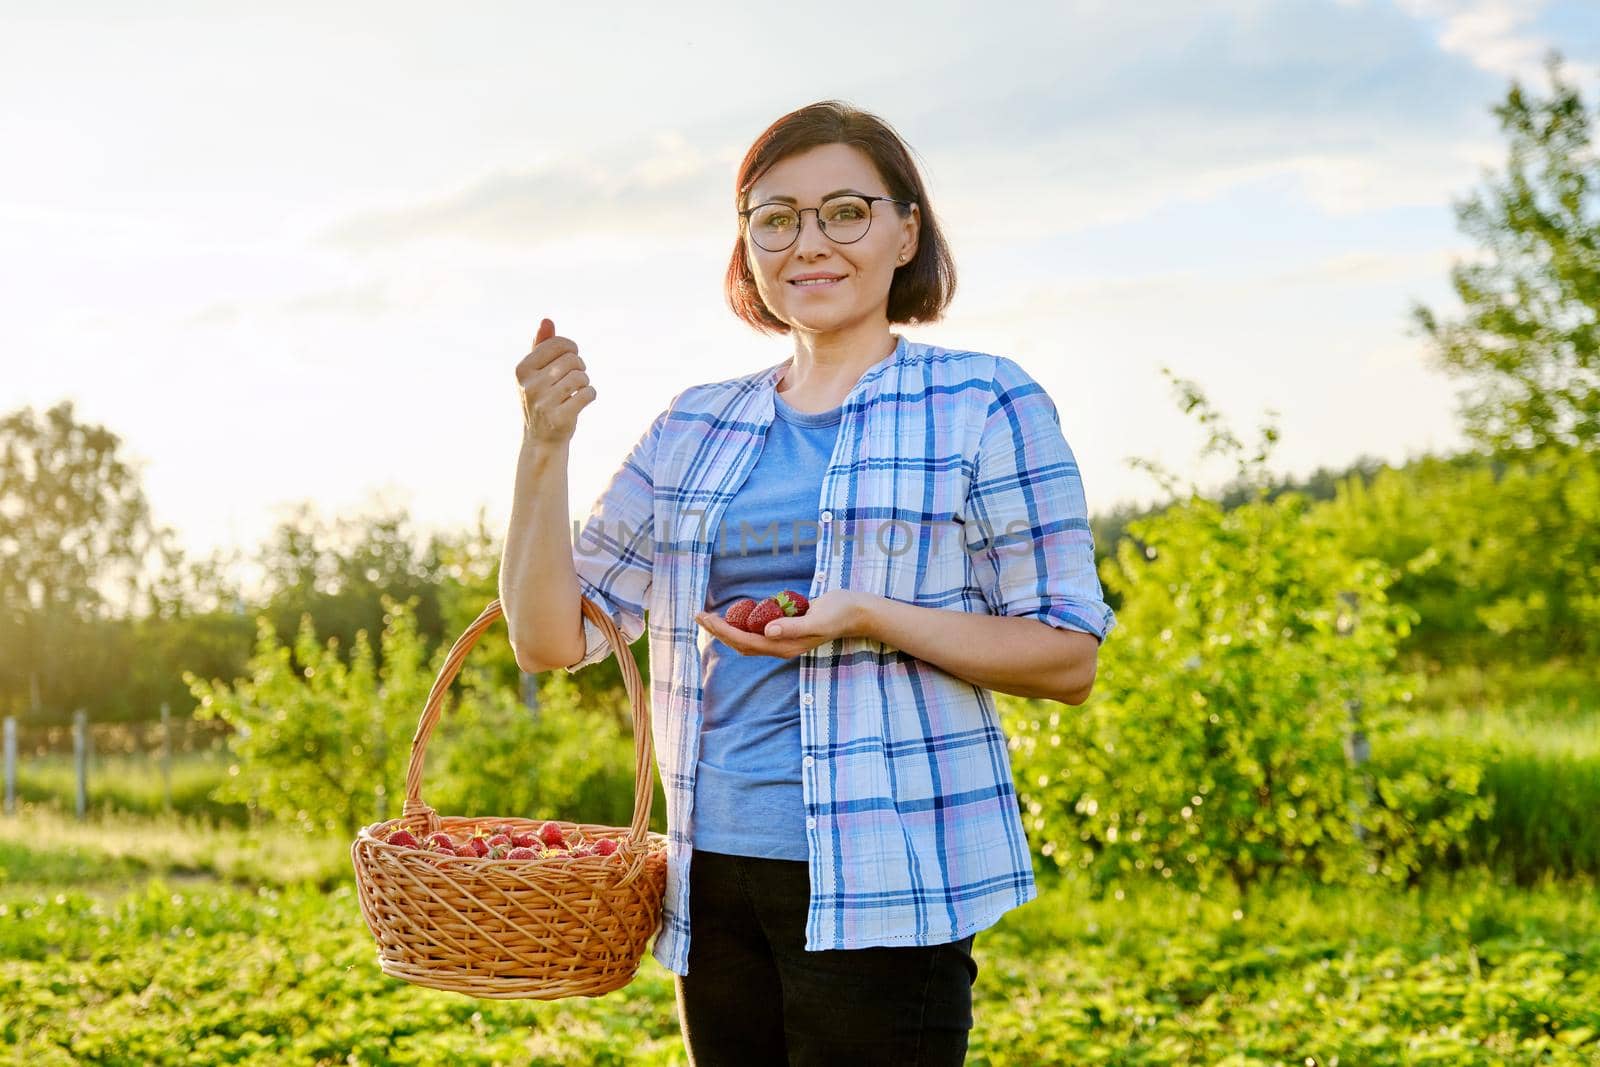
[396,595,658,885]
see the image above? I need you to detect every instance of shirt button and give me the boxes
[803,755,815,767]
[806,817,817,829]
[800,693,813,706]
[820,510,833,524]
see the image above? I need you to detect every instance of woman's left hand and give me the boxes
[695,590,876,660]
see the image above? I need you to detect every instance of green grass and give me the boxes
[14,750,247,825]
[1408,655,1599,723]
[0,805,350,892]
[1,809,1597,1065]
[1389,662,1600,882]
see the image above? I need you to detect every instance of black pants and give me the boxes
[674,849,979,1066]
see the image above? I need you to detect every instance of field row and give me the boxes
[3,811,1598,1065]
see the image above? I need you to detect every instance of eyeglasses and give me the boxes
[738,193,916,253]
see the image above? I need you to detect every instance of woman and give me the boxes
[502,100,1116,1066]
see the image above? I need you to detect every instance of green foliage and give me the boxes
[1409,51,1600,456]
[430,668,660,833]
[1357,732,1494,886]
[186,595,443,836]
[1391,684,1600,883]
[255,501,450,679]
[1319,443,1600,663]
[1007,372,1487,894]
[968,867,1600,1065]
[182,589,665,840]
[1007,485,1441,893]
[1467,744,1600,883]
[0,399,180,721]
[3,831,1598,1065]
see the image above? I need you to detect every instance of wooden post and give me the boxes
[73,708,89,820]
[3,716,15,816]
[160,702,173,813]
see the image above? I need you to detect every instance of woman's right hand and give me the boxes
[516,317,597,447]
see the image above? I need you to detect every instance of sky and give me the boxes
[3,0,1597,604]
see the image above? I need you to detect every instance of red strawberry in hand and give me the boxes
[744,598,783,635]
[745,590,808,635]
[723,598,759,631]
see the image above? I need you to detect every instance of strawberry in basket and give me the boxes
[350,596,669,1001]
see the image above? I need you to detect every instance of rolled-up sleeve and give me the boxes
[564,403,671,673]
[962,356,1116,644]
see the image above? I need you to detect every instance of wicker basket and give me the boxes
[351,595,668,1000]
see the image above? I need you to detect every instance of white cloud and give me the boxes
[1394,0,1600,84]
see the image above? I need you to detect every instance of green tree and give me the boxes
[1411,50,1600,456]
[0,401,165,720]
[255,501,447,673]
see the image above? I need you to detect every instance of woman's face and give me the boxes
[743,143,919,336]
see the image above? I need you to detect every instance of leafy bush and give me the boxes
[1006,375,1487,893]
[183,593,665,839]
[185,595,444,836]
[428,667,659,832]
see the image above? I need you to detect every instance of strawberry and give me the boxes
[748,590,810,636]
[593,838,619,857]
[723,598,758,630]
[511,832,537,849]
[386,829,419,849]
[775,590,810,616]
[466,835,490,857]
[426,831,456,850]
[744,598,784,635]
[487,843,510,860]
[506,846,538,860]
[568,845,597,858]
[487,833,512,850]
[537,821,566,848]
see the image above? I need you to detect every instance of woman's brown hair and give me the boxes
[725,99,958,336]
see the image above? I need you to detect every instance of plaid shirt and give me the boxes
[564,333,1116,976]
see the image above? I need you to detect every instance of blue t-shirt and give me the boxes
[692,387,841,860]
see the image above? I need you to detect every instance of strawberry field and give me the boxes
[3,804,1598,1065]
[5,443,1600,1062]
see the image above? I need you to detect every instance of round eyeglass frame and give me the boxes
[738,194,918,252]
